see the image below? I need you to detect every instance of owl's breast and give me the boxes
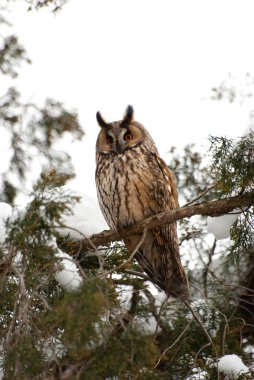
[96,149,168,232]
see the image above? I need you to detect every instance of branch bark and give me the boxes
[71,191,254,255]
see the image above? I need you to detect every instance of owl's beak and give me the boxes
[113,141,125,154]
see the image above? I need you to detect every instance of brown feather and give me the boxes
[95,107,190,299]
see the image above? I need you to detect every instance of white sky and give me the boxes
[4,0,254,198]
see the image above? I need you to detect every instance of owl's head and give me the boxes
[96,105,148,154]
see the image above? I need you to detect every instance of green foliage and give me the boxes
[0,8,84,204]
[25,0,68,12]
[168,144,214,204]
[0,2,254,379]
[0,88,84,204]
[46,281,112,357]
[0,172,80,378]
[4,335,45,379]
[209,134,254,195]
[7,171,79,244]
[209,133,254,261]
[1,144,253,379]
[39,275,159,380]
[210,73,254,103]
[0,13,31,78]
[2,180,16,204]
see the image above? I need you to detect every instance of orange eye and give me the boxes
[107,135,113,144]
[124,133,133,141]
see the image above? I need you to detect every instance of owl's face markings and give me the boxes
[96,106,145,154]
[105,126,131,154]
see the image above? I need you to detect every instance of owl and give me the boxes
[95,105,189,299]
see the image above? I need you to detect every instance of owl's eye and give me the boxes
[123,132,133,141]
[107,135,113,144]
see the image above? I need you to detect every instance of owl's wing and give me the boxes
[125,153,189,299]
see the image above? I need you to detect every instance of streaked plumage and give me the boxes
[95,105,189,299]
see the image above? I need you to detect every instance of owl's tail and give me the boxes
[124,230,190,300]
[135,248,190,300]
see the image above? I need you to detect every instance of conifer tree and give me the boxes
[0,2,254,379]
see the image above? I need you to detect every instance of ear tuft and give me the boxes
[96,111,108,128]
[122,105,134,125]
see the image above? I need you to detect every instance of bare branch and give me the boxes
[70,191,254,254]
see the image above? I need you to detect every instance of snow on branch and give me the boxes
[71,191,254,254]
[218,354,249,379]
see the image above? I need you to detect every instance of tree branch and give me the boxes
[71,191,254,255]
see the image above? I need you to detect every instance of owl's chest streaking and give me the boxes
[95,146,172,232]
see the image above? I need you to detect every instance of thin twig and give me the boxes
[142,288,167,334]
[123,269,149,280]
[183,184,217,207]
[154,321,192,368]
[183,300,219,380]
[5,298,18,347]
[203,238,217,297]
[153,296,170,338]
[98,228,147,278]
